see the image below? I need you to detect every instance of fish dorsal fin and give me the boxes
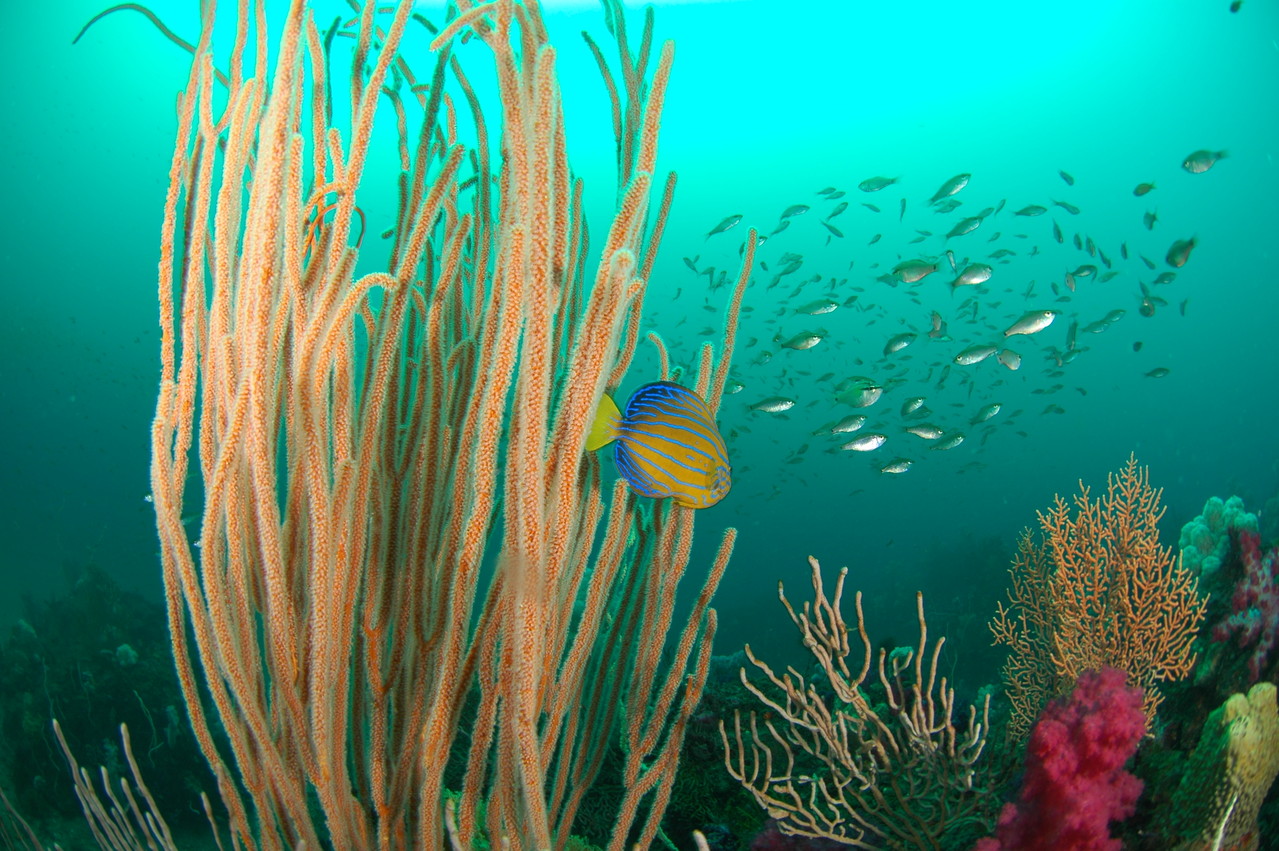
[585,392,622,451]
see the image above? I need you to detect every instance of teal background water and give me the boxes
[2,0,1276,686]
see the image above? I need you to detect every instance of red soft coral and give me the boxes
[974,667,1145,851]
[1212,528,1279,682]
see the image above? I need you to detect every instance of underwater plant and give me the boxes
[990,454,1206,736]
[85,0,755,847]
[720,556,995,850]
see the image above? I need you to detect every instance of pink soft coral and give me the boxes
[1212,528,1279,681]
[974,667,1145,851]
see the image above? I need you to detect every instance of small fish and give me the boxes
[1143,210,1158,231]
[904,423,945,439]
[931,432,965,451]
[1180,299,1189,316]
[946,216,983,239]
[826,202,849,220]
[1071,264,1097,278]
[1145,367,1170,378]
[996,348,1021,371]
[1153,272,1177,285]
[705,215,743,238]
[1231,1,1242,11]
[1004,310,1058,337]
[834,377,884,408]
[900,396,926,416]
[951,263,993,290]
[880,458,913,474]
[1133,182,1155,196]
[1052,220,1063,244]
[930,173,971,204]
[1166,237,1196,268]
[1014,205,1047,217]
[842,433,887,452]
[884,332,917,355]
[863,203,881,213]
[682,256,699,272]
[1182,149,1227,174]
[868,233,882,245]
[829,414,867,434]
[822,221,845,239]
[954,344,998,365]
[1052,199,1080,215]
[893,259,938,283]
[859,176,899,192]
[796,299,839,315]
[1059,170,1075,186]
[587,381,730,509]
[724,381,744,394]
[899,198,907,221]
[781,204,811,219]
[928,310,949,339]
[1132,341,1143,353]
[971,403,1001,424]
[779,331,824,350]
[749,396,796,413]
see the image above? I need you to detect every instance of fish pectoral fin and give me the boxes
[585,393,623,452]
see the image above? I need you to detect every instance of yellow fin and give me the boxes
[585,393,622,451]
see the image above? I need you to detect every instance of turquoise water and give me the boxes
[2,1,1278,847]
[2,0,1277,691]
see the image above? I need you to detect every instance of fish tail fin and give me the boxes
[585,393,623,451]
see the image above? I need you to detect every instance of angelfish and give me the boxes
[588,381,730,509]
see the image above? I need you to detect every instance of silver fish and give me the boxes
[893,259,938,283]
[829,414,867,434]
[951,263,993,289]
[884,332,917,355]
[749,396,795,413]
[1166,237,1196,268]
[996,348,1021,371]
[904,423,945,439]
[971,403,1001,424]
[1182,149,1227,174]
[900,396,926,416]
[930,173,971,204]
[842,433,887,452]
[880,458,913,474]
[1004,310,1058,337]
[931,432,966,451]
[780,331,824,350]
[859,176,899,192]
[705,214,743,238]
[946,216,983,239]
[954,344,998,365]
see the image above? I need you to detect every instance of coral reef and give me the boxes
[0,565,211,834]
[1179,496,1259,578]
[1166,682,1279,851]
[974,667,1145,851]
[1211,530,1279,683]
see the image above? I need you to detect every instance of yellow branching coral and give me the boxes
[991,455,1206,736]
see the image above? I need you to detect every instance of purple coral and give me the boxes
[1212,529,1279,681]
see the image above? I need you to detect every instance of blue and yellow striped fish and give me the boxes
[586,381,731,509]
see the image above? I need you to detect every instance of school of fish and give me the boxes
[658,147,1223,499]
